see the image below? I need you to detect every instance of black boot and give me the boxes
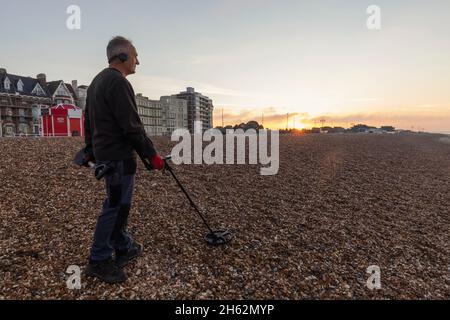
[86,258,127,284]
[115,241,143,268]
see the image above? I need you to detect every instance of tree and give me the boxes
[381,126,395,132]
[350,124,376,133]
[244,121,260,131]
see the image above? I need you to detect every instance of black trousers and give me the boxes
[89,159,137,261]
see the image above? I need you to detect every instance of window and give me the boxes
[17,79,24,92]
[32,84,45,96]
[19,124,28,134]
[4,77,11,90]
[56,83,69,96]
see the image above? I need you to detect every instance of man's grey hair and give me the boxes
[107,36,133,62]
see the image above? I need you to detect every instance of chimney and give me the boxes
[72,80,78,90]
[37,73,47,86]
[0,68,7,76]
[187,87,195,93]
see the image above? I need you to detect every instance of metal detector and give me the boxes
[158,156,233,246]
[75,148,233,246]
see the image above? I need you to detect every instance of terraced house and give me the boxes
[0,68,79,137]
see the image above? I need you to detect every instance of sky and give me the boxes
[1,0,449,132]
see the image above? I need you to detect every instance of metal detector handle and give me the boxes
[74,148,98,172]
[163,155,172,172]
[82,160,104,180]
[141,155,172,171]
[160,154,233,246]
[161,156,214,234]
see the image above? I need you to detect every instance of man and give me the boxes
[83,36,164,283]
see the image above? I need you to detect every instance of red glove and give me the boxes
[150,154,164,171]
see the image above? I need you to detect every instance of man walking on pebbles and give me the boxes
[83,36,165,283]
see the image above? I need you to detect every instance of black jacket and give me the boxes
[84,68,156,161]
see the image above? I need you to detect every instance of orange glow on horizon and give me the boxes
[213,106,450,132]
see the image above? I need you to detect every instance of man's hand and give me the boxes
[83,149,95,167]
[150,154,164,171]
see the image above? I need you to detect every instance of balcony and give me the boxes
[12,113,33,119]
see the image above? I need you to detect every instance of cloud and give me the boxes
[213,106,310,128]
[307,111,450,123]
[350,98,383,103]
[213,107,450,131]
[303,110,450,131]
[263,112,309,123]
[132,74,252,99]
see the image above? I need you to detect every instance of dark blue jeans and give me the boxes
[90,159,136,262]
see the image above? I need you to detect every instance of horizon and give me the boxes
[211,116,450,134]
[1,0,449,132]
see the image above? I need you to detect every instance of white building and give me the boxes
[160,95,188,135]
[136,94,164,136]
[136,93,188,136]
[174,87,214,132]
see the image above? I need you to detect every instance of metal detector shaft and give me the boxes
[164,161,215,234]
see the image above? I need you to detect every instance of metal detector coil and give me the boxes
[205,229,234,246]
